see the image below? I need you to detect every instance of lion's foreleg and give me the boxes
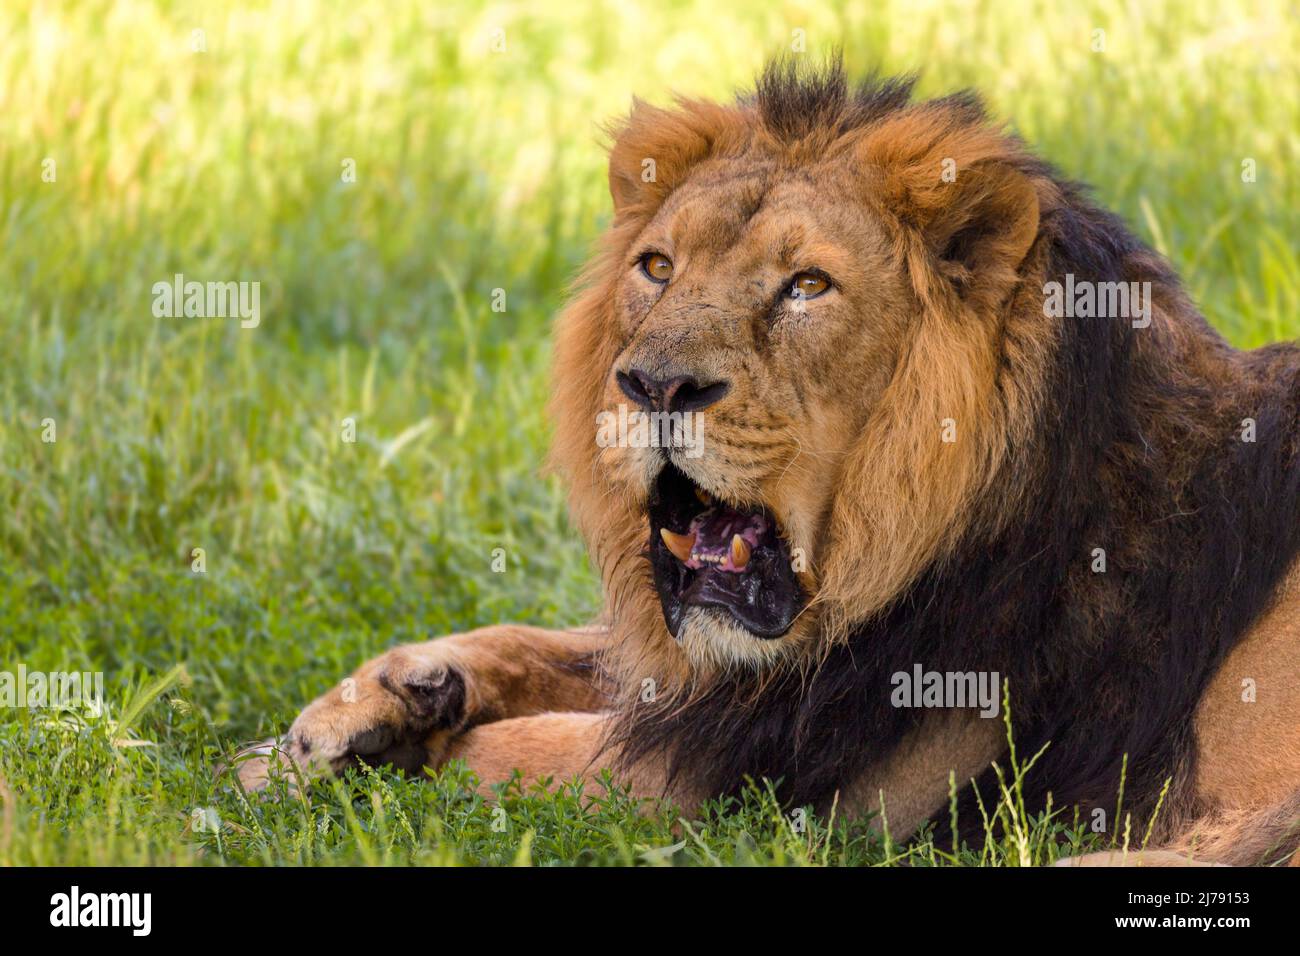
[233,624,612,790]
[440,710,682,808]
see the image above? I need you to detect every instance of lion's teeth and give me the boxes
[730,534,751,570]
[660,528,696,564]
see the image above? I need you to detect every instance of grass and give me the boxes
[0,0,1296,866]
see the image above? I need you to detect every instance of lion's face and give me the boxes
[597,159,913,663]
[551,70,1045,677]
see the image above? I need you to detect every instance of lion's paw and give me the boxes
[230,650,469,792]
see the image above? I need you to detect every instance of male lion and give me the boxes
[238,61,1300,865]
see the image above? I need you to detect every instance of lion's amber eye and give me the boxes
[788,273,830,300]
[641,253,674,283]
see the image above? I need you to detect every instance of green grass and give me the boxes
[0,0,1296,866]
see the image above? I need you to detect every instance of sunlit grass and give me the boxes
[0,0,1296,865]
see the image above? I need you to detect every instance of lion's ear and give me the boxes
[607,111,652,212]
[859,112,1041,309]
[606,98,746,216]
[920,161,1040,301]
[607,158,643,213]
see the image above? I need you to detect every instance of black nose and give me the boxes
[617,369,731,414]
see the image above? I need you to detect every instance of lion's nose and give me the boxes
[617,369,731,415]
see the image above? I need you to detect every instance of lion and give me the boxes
[236,59,1300,866]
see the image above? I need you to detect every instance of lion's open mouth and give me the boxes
[647,464,804,639]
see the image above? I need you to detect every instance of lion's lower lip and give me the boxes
[646,465,803,639]
[677,560,800,638]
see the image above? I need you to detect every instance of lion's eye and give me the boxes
[788,273,830,300]
[640,253,674,283]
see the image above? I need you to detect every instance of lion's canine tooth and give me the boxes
[660,528,696,563]
[730,534,751,570]
[694,487,712,505]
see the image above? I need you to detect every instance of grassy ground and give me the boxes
[0,0,1296,866]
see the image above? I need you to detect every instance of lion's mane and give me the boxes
[549,60,1300,834]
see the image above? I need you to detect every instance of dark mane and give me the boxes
[611,63,1300,845]
[749,55,923,141]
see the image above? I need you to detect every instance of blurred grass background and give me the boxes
[0,0,1296,865]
